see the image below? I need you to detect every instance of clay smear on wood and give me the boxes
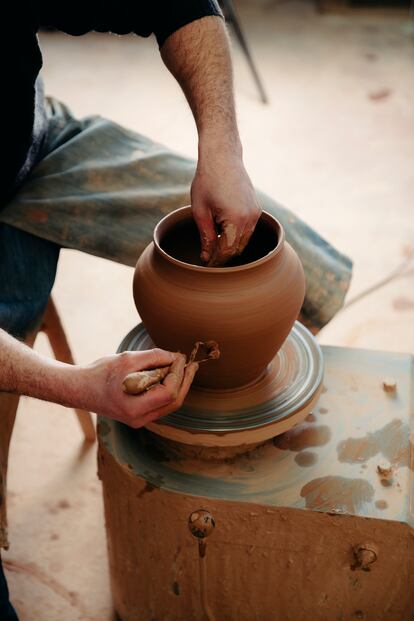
[123,341,220,395]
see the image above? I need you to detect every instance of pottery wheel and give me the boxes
[118,322,324,447]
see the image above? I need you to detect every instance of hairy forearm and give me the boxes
[0,329,81,408]
[0,329,198,426]
[161,15,242,156]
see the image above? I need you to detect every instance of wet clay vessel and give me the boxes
[119,321,323,448]
[133,206,306,390]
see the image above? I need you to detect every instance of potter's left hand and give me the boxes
[191,151,261,266]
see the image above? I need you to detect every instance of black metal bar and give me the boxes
[221,0,269,104]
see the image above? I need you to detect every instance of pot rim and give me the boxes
[153,206,285,273]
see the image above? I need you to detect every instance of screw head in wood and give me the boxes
[377,461,394,480]
[352,543,378,571]
[188,510,215,539]
[382,377,397,394]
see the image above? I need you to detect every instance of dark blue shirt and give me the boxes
[2,2,221,204]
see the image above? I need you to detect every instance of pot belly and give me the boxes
[133,244,305,390]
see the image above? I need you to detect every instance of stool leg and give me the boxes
[222,0,269,104]
[41,299,96,442]
[0,328,41,549]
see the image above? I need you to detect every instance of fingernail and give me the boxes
[201,251,210,263]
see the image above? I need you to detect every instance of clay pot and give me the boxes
[133,206,305,390]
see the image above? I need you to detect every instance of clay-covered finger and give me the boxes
[236,224,255,256]
[142,362,199,424]
[127,354,186,419]
[162,353,186,399]
[235,202,261,256]
[208,225,242,267]
[192,204,218,264]
[176,362,199,404]
[127,382,176,415]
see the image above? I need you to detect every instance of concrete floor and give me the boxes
[4,2,414,619]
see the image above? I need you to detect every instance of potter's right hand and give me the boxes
[191,150,261,267]
[79,350,198,428]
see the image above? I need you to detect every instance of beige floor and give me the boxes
[4,2,414,619]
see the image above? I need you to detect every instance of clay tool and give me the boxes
[122,340,220,395]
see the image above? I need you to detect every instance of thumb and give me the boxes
[192,204,217,264]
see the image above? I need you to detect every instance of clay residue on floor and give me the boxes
[368,87,392,101]
[273,423,331,452]
[3,558,94,620]
[300,476,375,513]
[337,419,411,467]
[294,451,318,467]
[393,297,414,311]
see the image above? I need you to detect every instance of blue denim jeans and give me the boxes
[0,224,59,339]
[0,558,18,620]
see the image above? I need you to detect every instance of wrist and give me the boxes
[26,359,90,412]
[198,128,243,161]
[59,363,96,412]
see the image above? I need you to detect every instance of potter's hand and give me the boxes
[81,350,198,428]
[0,330,197,428]
[160,16,261,266]
[191,151,261,266]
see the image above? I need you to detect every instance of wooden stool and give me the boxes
[40,297,96,443]
[0,298,95,548]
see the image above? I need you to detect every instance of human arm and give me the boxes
[0,329,198,428]
[160,15,261,265]
[35,3,260,264]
